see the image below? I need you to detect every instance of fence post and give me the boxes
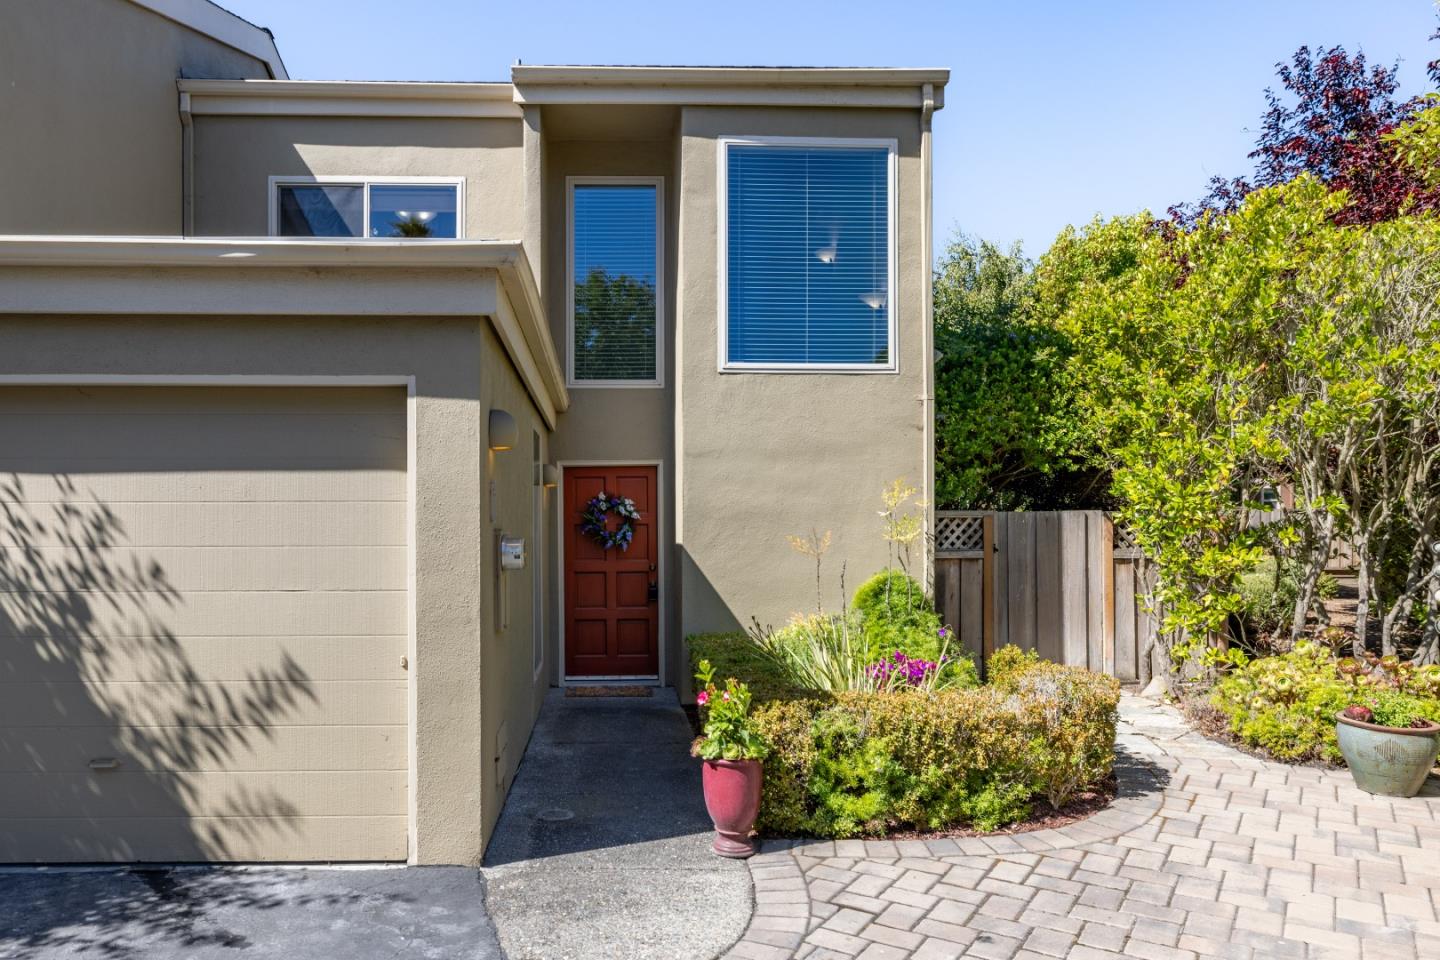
[982,514,995,664]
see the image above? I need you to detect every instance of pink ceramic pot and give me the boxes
[701,758,762,858]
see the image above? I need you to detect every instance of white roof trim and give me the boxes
[0,236,568,423]
[511,66,947,109]
[127,0,288,79]
[511,66,950,87]
[178,79,522,118]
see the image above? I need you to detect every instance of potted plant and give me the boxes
[1335,691,1440,798]
[691,659,769,858]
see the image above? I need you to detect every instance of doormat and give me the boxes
[565,685,653,698]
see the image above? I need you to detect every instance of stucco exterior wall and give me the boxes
[192,116,525,239]
[0,0,270,235]
[478,317,550,844]
[542,136,681,683]
[675,106,929,636]
[0,300,544,865]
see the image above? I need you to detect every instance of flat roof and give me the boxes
[179,65,948,115]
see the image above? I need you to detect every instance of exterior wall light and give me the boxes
[488,409,518,451]
[540,463,559,488]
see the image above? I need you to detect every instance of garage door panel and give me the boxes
[0,386,408,863]
[0,770,407,820]
[0,390,404,464]
[0,724,407,773]
[0,501,406,548]
[0,635,407,683]
[0,546,407,591]
[0,590,407,638]
[0,815,408,863]
[0,471,405,504]
[0,679,408,728]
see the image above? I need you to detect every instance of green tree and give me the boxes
[1041,182,1353,679]
[932,234,1104,509]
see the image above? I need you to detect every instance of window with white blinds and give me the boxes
[569,180,662,385]
[721,139,895,370]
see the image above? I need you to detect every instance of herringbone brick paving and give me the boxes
[720,695,1440,960]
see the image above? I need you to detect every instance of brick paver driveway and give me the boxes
[722,694,1440,960]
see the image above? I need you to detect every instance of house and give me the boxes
[0,0,947,865]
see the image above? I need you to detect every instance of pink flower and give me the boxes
[722,691,732,702]
[696,690,710,707]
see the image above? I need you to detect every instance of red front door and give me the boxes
[564,465,659,677]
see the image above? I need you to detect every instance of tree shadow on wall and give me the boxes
[0,474,332,951]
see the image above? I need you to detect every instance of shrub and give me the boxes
[696,636,1120,837]
[687,632,811,702]
[987,644,1042,690]
[852,570,945,661]
[1209,640,1440,763]
[1236,556,1338,640]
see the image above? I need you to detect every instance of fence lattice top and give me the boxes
[935,514,985,555]
[933,511,1146,559]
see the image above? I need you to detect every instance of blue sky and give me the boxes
[221,0,1438,255]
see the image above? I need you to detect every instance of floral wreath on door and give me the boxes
[580,491,640,550]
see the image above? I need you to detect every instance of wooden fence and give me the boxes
[933,511,1159,684]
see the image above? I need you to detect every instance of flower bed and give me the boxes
[1202,641,1440,765]
[688,636,1120,838]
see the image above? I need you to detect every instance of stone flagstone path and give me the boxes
[720,694,1440,960]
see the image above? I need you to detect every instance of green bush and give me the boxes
[693,636,1119,837]
[852,570,945,661]
[687,632,812,703]
[1236,556,1338,639]
[1209,641,1440,763]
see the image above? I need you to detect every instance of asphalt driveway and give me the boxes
[0,866,503,960]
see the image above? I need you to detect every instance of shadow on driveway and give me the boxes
[0,866,502,960]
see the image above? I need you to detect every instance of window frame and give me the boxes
[716,135,899,374]
[565,175,666,389]
[267,175,466,239]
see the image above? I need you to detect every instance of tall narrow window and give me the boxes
[721,139,894,370]
[569,180,662,385]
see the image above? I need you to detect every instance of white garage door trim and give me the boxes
[0,373,419,864]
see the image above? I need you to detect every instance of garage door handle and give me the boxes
[88,758,121,771]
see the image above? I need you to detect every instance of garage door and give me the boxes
[0,386,408,862]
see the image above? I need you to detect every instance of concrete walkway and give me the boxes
[723,694,1440,960]
[482,688,751,960]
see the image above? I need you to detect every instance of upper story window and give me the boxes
[568,178,663,387]
[720,138,896,372]
[269,177,463,239]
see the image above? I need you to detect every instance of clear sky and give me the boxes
[220,0,1438,255]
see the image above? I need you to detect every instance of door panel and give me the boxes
[0,386,407,863]
[564,466,659,677]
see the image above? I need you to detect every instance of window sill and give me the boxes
[718,364,898,375]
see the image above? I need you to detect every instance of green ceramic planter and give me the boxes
[1335,713,1440,798]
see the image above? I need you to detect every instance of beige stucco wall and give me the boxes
[542,135,681,683]
[0,0,270,235]
[0,274,550,863]
[478,319,551,844]
[193,116,525,239]
[675,106,929,637]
